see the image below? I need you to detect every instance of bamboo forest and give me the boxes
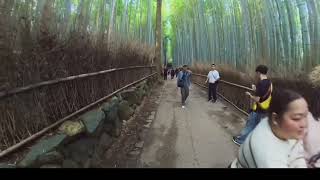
[1,0,319,79]
[0,0,320,168]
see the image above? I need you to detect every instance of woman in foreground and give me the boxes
[230,89,308,168]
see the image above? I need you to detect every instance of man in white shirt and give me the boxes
[205,64,220,103]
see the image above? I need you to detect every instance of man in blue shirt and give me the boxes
[177,65,192,108]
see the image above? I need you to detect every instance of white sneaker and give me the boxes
[182,106,185,109]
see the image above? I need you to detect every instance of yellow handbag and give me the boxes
[252,83,273,111]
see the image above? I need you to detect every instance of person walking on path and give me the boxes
[177,65,192,109]
[232,65,273,146]
[205,64,220,103]
[163,66,168,80]
[171,68,175,80]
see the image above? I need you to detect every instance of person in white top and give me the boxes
[230,89,308,168]
[304,65,320,168]
[205,64,220,103]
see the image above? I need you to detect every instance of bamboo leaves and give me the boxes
[170,0,319,76]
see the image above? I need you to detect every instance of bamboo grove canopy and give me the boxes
[168,0,320,77]
[0,0,157,52]
[1,0,320,77]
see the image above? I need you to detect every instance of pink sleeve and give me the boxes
[304,113,320,167]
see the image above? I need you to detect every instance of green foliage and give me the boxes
[2,0,319,74]
[167,0,320,77]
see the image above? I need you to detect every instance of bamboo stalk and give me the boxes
[0,66,155,100]
[0,72,157,159]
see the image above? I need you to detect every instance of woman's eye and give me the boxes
[292,117,301,121]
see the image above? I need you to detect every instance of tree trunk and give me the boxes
[155,0,162,75]
[107,0,116,45]
[0,0,15,87]
[147,0,153,44]
[240,0,252,71]
[39,0,55,50]
[297,0,311,72]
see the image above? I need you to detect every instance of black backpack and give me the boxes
[177,73,186,88]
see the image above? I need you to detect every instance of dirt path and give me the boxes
[97,79,247,168]
[139,79,246,168]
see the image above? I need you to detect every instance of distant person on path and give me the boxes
[205,64,220,103]
[230,89,308,168]
[175,68,180,78]
[304,65,320,168]
[171,69,175,80]
[233,65,272,146]
[177,65,192,109]
[163,66,168,80]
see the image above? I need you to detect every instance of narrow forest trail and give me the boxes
[138,80,246,168]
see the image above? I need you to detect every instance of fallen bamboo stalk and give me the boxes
[0,66,155,100]
[0,73,157,159]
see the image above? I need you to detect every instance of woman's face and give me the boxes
[278,98,309,140]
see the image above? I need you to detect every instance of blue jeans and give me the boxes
[237,112,266,144]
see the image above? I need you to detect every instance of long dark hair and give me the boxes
[269,89,304,120]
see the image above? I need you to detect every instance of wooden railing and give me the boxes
[0,66,155,100]
[192,73,254,116]
[0,66,156,158]
[192,73,254,92]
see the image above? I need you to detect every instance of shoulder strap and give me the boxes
[262,81,273,99]
[309,153,320,167]
[248,133,258,168]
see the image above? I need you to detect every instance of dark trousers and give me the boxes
[208,83,218,101]
[164,73,167,80]
[181,86,190,105]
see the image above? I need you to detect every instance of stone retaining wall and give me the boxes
[0,78,156,168]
